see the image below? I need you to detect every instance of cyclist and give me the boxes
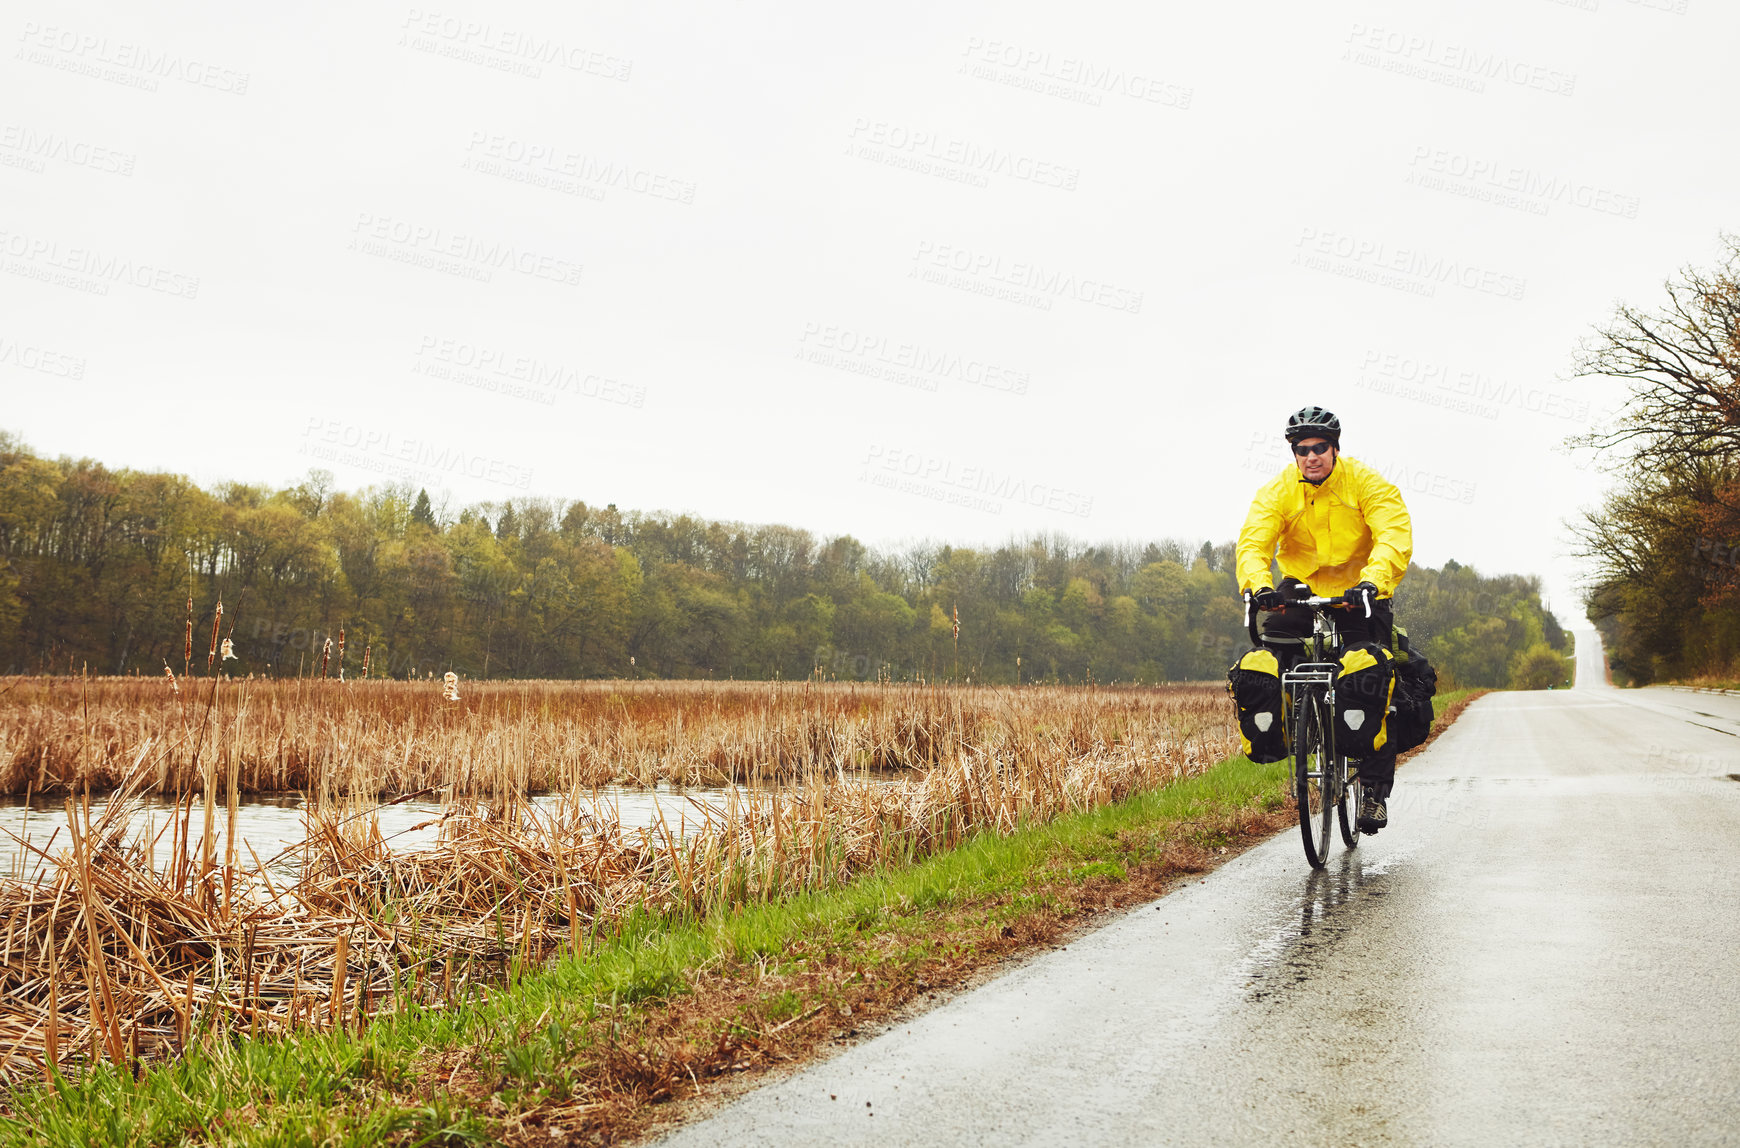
[1237,406,1413,832]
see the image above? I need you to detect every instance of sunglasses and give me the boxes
[1292,441,1334,457]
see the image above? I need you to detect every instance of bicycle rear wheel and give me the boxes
[1293,687,1335,868]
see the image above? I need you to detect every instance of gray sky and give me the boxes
[3,0,1732,620]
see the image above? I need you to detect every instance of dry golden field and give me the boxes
[0,676,1234,797]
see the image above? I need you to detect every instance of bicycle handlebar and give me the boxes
[1242,589,1373,649]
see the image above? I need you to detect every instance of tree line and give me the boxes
[0,432,1566,688]
[1573,235,1740,685]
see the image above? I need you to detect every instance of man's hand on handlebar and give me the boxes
[1248,581,1378,615]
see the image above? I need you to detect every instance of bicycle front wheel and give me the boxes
[1293,687,1335,868]
[1338,766,1362,849]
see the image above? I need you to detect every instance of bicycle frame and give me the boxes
[1285,605,1342,788]
[1244,592,1363,866]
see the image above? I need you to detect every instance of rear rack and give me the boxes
[1282,663,1337,687]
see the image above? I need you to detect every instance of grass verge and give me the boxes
[1667,677,1740,693]
[0,692,1485,1148]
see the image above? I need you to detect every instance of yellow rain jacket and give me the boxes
[1236,455,1413,598]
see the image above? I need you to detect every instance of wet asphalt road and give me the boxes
[654,632,1740,1146]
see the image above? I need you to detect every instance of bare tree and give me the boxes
[1573,233,1740,468]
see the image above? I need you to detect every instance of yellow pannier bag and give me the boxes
[1226,648,1287,763]
[1335,643,1395,759]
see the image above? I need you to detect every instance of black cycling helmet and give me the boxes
[1285,406,1341,447]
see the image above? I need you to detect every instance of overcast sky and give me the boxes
[4,0,1733,621]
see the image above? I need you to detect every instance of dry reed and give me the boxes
[0,678,1232,798]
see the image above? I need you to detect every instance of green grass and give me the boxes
[1431,688,1479,718]
[1668,677,1740,693]
[2,690,1494,1146]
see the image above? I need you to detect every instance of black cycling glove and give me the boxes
[1346,581,1379,616]
[1252,586,1284,611]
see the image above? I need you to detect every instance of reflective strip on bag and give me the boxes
[1374,677,1395,749]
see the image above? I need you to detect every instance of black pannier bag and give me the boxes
[1334,642,1395,759]
[1388,649,1439,754]
[1226,648,1287,763]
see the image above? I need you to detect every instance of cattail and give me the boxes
[44,939,59,1075]
[336,628,346,675]
[330,933,350,1032]
[442,671,460,702]
[206,601,223,674]
[319,637,332,679]
[361,644,371,678]
[183,596,193,673]
[162,664,179,694]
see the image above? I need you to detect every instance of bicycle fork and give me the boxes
[1284,665,1341,791]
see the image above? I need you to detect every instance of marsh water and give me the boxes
[0,785,745,881]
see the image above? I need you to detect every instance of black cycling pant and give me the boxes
[1258,597,1397,799]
